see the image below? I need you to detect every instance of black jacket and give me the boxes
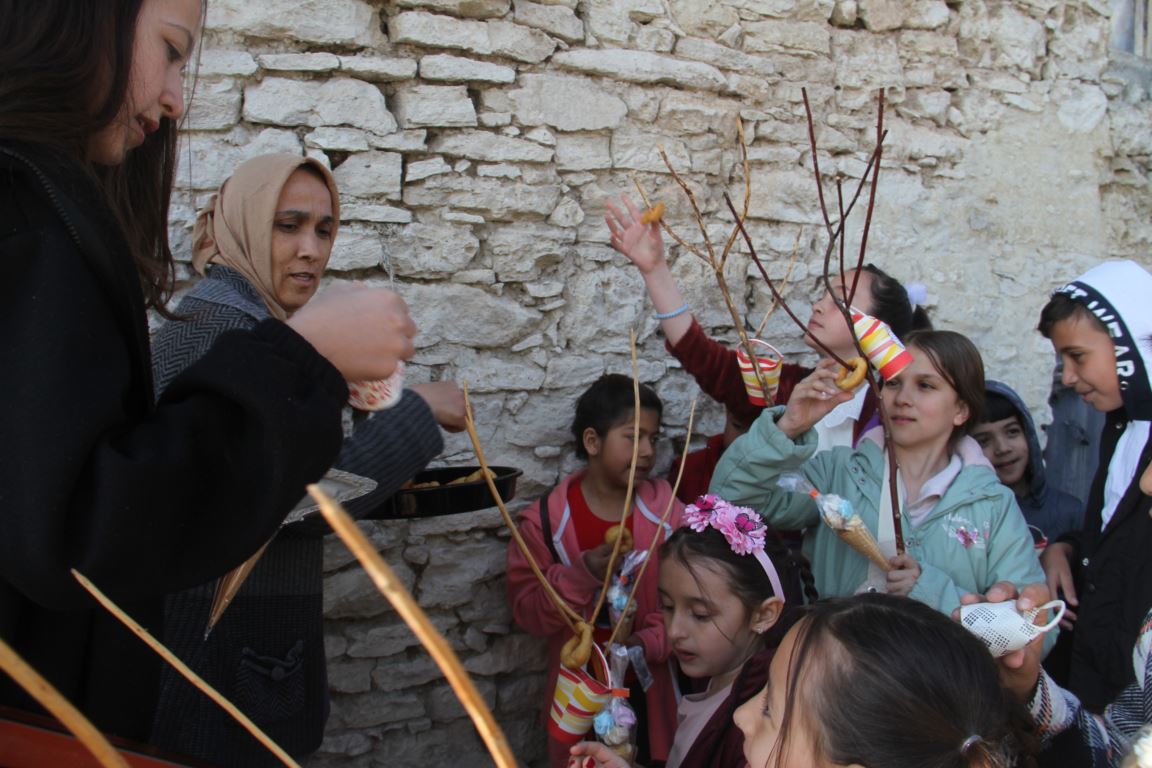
[1061,411,1152,713]
[1046,261,1152,714]
[148,266,444,764]
[0,142,347,740]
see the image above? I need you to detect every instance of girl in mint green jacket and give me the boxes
[710,330,1046,619]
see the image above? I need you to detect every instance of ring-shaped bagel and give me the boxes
[604,525,633,551]
[835,356,868,390]
[639,202,665,225]
[560,622,594,669]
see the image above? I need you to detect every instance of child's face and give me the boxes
[804,270,876,359]
[734,621,833,768]
[1050,314,1123,412]
[658,557,768,685]
[970,416,1029,492]
[583,408,660,487]
[881,345,970,451]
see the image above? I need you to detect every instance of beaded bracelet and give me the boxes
[654,303,690,320]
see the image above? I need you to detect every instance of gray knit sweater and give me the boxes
[149,265,443,765]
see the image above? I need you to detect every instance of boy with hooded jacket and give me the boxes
[971,381,1085,545]
[1038,260,1152,713]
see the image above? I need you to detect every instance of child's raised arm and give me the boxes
[709,406,825,530]
[605,195,692,346]
[775,361,855,439]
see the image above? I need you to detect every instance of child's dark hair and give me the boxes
[771,594,1037,768]
[861,263,933,339]
[904,330,985,440]
[1037,291,1108,339]
[661,526,817,646]
[571,374,662,460]
[981,390,1022,426]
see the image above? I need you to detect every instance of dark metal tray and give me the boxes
[367,466,522,519]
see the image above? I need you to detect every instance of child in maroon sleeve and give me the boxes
[605,196,931,503]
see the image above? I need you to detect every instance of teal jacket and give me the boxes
[710,407,1047,618]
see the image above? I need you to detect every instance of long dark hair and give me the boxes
[771,594,1036,768]
[861,263,933,338]
[0,0,183,313]
[662,526,816,647]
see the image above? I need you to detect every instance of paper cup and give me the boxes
[735,339,783,407]
[548,644,612,745]
[347,362,405,411]
[850,310,912,381]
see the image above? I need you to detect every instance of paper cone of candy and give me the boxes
[850,310,912,381]
[347,362,404,411]
[817,494,891,572]
[549,643,612,745]
[735,339,783,406]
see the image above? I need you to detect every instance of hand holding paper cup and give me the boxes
[348,362,405,411]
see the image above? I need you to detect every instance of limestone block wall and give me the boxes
[168,1,1152,765]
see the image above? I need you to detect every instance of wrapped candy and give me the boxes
[607,550,648,628]
[778,473,890,572]
[593,644,638,760]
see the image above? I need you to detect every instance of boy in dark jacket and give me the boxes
[971,382,1084,546]
[1038,260,1152,714]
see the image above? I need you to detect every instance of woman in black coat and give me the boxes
[0,0,416,743]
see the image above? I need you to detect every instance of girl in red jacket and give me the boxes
[507,374,683,766]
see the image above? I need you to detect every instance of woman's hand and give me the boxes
[568,741,632,768]
[409,381,467,432]
[287,284,415,382]
[885,553,921,596]
[1040,542,1077,630]
[775,360,855,439]
[605,195,665,275]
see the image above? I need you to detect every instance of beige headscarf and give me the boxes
[191,153,340,321]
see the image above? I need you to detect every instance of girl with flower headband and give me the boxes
[710,330,1046,622]
[605,195,932,504]
[570,494,817,768]
[574,595,1035,768]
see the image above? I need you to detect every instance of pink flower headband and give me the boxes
[683,495,785,604]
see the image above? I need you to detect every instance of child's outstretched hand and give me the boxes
[605,195,665,274]
[776,360,855,439]
[569,741,631,768]
[956,581,1051,702]
[886,553,921,596]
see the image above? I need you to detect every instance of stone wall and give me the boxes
[170,1,1152,765]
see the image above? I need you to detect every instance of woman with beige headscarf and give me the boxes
[149,153,462,765]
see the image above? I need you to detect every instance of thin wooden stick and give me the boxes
[756,232,802,339]
[724,192,852,370]
[630,175,704,261]
[0,636,128,768]
[589,330,642,626]
[717,116,753,270]
[604,398,697,649]
[460,386,585,632]
[71,570,300,768]
[308,486,517,768]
